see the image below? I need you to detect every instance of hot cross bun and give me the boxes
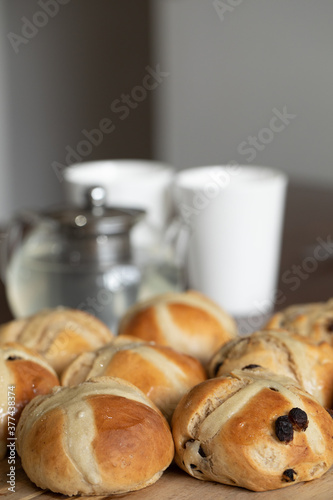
[16,377,174,496]
[208,329,333,408]
[61,338,206,421]
[265,298,333,345]
[0,342,58,460]
[0,307,113,375]
[118,290,237,366]
[172,369,333,491]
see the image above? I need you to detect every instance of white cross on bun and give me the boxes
[118,290,237,366]
[61,338,207,421]
[265,298,333,345]
[171,369,333,491]
[0,342,58,460]
[208,329,333,408]
[0,307,113,375]
[16,377,174,496]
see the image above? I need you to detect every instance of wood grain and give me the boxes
[1,459,333,500]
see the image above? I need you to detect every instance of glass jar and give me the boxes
[3,188,187,332]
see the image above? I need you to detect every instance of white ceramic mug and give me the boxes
[63,159,175,247]
[174,165,288,317]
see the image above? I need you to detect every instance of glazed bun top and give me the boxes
[61,339,206,420]
[0,307,113,375]
[265,298,333,345]
[118,290,237,365]
[171,368,333,492]
[208,329,333,408]
[16,377,174,496]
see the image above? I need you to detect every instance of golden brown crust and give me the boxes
[265,299,333,345]
[90,395,173,488]
[61,341,206,421]
[208,329,333,408]
[168,303,228,346]
[20,408,81,494]
[119,306,165,344]
[0,308,114,375]
[118,290,237,366]
[12,360,59,414]
[16,377,174,496]
[171,370,333,491]
[104,349,170,395]
[0,342,59,460]
[0,318,28,339]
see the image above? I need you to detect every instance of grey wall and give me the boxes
[152,0,333,186]
[0,5,10,220]
[1,0,152,223]
[1,0,333,228]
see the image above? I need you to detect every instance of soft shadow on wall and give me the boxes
[3,0,153,221]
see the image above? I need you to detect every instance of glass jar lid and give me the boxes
[41,186,146,237]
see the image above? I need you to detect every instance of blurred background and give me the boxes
[0,0,153,221]
[0,0,332,320]
[0,0,332,222]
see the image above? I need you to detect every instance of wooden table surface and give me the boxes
[1,460,333,500]
[0,181,333,499]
